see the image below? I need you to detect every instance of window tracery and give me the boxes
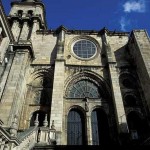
[68,80,100,99]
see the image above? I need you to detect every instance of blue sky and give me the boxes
[2,0,150,35]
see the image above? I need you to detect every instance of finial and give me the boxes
[51,120,55,129]
[9,115,18,137]
[43,114,48,127]
[34,114,39,126]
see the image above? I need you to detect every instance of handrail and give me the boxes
[0,125,38,150]
[0,126,20,145]
[18,126,38,141]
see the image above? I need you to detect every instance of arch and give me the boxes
[91,108,110,145]
[26,67,54,105]
[68,105,86,116]
[65,71,111,100]
[67,108,86,145]
[27,66,54,86]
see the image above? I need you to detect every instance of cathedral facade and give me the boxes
[0,0,150,149]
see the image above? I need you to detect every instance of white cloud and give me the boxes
[120,17,130,31]
[123,0,146,13]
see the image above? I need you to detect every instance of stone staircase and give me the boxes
[0,116,56,150]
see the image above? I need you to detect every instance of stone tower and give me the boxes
[0,0,150,149]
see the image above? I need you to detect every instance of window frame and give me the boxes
[68,80,100,99]
[71,39,98,60]
[72,39,97,59]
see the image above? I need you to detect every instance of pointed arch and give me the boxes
[27,66,54,105]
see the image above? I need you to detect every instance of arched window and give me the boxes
[67,109,86,145]
[68,80,100,98]
[91,109,110,145]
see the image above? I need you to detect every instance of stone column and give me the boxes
[19,22,29,41]
[11,20,21,41]
[0,50,30,126]
[86,113,92,145]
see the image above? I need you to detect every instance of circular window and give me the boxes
[73,40,97,59]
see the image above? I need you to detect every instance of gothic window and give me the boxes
[91,109,110,145]
[73,39,97,59]
[68,80,100,98]
[67,109,86,145]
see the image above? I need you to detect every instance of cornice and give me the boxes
[36,27,130,36]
